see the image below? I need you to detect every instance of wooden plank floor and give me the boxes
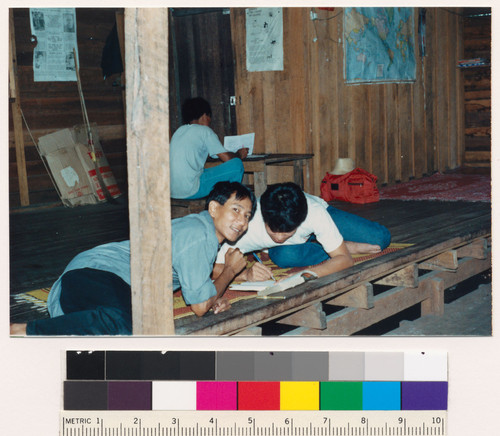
[9,199,491,333]
[10,196,130,294]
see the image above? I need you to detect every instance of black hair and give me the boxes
[181,97,212,124]
[205,182,256,218]
[260,182,308,232]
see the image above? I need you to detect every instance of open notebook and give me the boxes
[229,270,318,297]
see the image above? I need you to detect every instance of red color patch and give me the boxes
[238,381,280,410]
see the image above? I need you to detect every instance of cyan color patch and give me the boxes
[362,382,401,410]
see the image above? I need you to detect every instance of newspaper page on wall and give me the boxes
[30,8,78,82]
[246,7,283,72]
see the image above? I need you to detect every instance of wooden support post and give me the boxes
[419,250,458,271]
[125,8,174,335]
[9,9,30,207]
[277,303,326,329]
[375,264,419,288]
[456,238,487,259]
[325,282,374,309]
[293,160,303,187]
[253,171,267,198]
[420,277,445,316]
[115,11,126,121]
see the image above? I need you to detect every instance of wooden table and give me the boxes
[205,153,313,197]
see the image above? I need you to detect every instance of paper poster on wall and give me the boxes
[246,7,283,72]
[30,8,79,82]
[344,7,416,84]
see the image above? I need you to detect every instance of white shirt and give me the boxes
[216,193,343,263]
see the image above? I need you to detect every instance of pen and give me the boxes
[253,252,276,281]
[257,295,286,299]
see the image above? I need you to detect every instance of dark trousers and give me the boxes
[27,268,132,336]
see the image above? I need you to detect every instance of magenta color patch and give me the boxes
[197,381,237,410]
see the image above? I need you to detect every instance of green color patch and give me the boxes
[320,382,363,410]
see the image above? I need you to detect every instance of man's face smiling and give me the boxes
[209,193,253,243]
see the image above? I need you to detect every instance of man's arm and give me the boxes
[304,241,354,278]
[217,148,248,162]
[213,259,274,282]
[213,243,353,284]
[191,248,247,316]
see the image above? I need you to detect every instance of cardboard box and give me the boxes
[37,124,122,207]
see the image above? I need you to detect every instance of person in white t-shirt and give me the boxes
[213,182,391,282]
[169,97,248,199]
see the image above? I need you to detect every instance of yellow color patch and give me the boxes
[280,382,319,410]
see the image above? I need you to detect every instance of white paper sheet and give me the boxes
[224,132,255,155]
[30,8,78,82]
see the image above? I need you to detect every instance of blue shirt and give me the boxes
[169,124,227,198]
[47,211,219,317]
[171,211,220,304]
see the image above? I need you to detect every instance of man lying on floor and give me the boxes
[213,182,391,282]
[10,181,256,336]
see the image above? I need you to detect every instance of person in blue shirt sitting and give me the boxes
[170,97,248,199]
[10,181,256,336]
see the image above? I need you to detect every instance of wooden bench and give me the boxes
[170,198,207,218]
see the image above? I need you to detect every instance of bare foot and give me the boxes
[10,323,27,336]
[345,241,381,255]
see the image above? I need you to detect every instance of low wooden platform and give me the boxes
[175,200,491,335]
[9,199,491,335]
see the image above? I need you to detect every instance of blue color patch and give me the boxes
[362,382,401,410]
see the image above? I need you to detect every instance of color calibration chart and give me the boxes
[61,351,448,436]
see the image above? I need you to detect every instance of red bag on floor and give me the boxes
[320,168,380,204]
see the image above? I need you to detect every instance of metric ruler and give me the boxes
[61,410,447,436]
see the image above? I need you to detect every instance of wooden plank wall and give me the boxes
[462,10,491,168]
[9,8,127,208]
[168,9,236,139]
[9,7,477,207]
[231,7,466,195]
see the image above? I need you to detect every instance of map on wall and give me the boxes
[344,7,416,84]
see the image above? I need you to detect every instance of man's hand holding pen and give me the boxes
[247,252,276,282]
